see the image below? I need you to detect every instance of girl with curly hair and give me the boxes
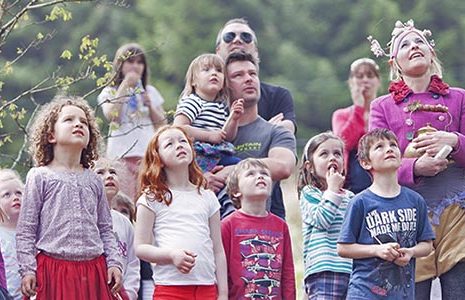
[17,96,123,300]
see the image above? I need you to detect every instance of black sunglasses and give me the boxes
[222,31,254,44]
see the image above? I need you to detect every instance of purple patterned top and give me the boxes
[16,167,122,277]
[0,248,6,289]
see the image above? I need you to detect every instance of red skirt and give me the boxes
[27,252,129,300]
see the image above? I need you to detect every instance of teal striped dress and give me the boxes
[300,185,353,280]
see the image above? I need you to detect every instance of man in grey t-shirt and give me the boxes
[205,51,296,218]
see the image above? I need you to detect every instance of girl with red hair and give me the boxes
[134,125,227,300]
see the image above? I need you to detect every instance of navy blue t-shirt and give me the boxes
[338,187,435,299]
[259,82,297,133]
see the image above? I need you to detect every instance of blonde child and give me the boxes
[16,96,123,300]
[0,169,23,299]
[222,158,296,299]
[98,43,166,198]
[134,125,227,299]
[338,128,435,299]
[174,53,243,172]
[297,132,353,299]
[94,158,140,300]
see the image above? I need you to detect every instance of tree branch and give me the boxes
[11,95,40,169]
[0,0,93,45]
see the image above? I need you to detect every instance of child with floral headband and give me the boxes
[368,19,465,300]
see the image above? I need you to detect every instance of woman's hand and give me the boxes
[349,79,366,107]
[122,71,140,88]
[413,131,458,156]
[414,153,448,177]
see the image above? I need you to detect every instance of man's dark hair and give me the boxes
[225,51,257,68]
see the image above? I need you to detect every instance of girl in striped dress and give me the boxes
[174,53,243,172]
[297,132,354,299]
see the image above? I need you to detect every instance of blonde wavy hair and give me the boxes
[28,95,101,168]
[180,53,227,102]
[0,168,24,222]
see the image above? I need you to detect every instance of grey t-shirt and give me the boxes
[230,117,296,218]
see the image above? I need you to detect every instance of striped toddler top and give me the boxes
[176,93,228,131]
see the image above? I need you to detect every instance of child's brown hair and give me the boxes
[297,131,344,193]
[28,96,101,168]
[357,128,399,164]
[226,158,270,209]
[112,192,135,223]
[113,43,149,88]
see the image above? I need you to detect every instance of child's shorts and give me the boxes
[153,284,217,300]
[304,271,350,300]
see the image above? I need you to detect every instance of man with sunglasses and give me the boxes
[215,18,297,134]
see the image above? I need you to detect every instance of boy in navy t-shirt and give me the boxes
[337,128,435,299]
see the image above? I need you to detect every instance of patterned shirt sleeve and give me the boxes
[16,168,43,277]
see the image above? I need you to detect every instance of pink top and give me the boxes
[369,87,465,186]
[16,167,122,277]
[370,81,465,224]
[332,104,366,171]
[0,248,6,289]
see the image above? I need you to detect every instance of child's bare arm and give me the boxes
[338,242,401,261]
[173,114,226,144]
[394,240,433,267]
[209,210,228,299]
[223,99,244,141]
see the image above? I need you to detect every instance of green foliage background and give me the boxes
[2,0,465,172]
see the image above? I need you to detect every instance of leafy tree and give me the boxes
[3,0,465,172]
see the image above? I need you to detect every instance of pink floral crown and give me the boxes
[367,19,435,59]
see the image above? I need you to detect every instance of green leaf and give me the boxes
[60,50,73,60]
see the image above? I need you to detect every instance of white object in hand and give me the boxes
[434,145,453,159]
